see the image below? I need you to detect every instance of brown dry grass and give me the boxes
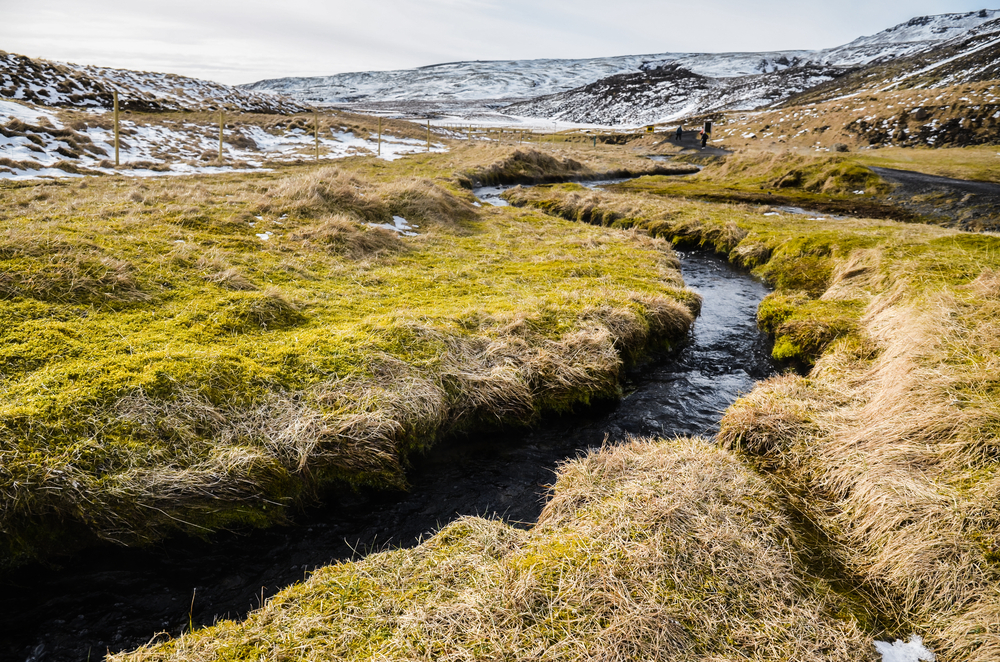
[113,437,873,662]
[259,166,474,228]
[290,214,405,259]
[709,82,1000,151]
[721,264,1000,660]
[0,225,146,303]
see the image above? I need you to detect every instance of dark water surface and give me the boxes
[0,251,774,662]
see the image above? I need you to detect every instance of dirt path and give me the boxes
[872,166,1000,231]
[654,130,731,156]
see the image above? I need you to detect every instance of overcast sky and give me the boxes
[1,1,995,84]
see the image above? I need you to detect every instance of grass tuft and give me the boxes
[112,437,873,662]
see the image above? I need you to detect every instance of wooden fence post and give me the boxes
[113,90,120,166]
[218,110,224,161]
[426,119,430,152]
[378,117,382,156]
[314,111,320,162]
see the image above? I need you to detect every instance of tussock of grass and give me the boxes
[290,214,405,259]
[0,226,146,303]
[0,158,697,564]
[509,173,1000,659]
[113,437,872,662]
[257,166,475,229]
[454,146,700,188]
[463,148,591,186]
[700,151,889,196]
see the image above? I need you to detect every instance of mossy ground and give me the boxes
[848,145,1000,184]
[113,438,875,662]
[11,128,1000,661]
[0,148,699,564]
[504,165,1000,661]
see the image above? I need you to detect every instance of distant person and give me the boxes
[701,130,709,148]
[675,125,683,141]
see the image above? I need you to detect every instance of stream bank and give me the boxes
[1,251,774,662]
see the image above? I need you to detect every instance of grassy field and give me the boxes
[849,145,1000,183]
[0,144,701,565]
[9,129,1000,661]
[114,438,874,662]
[504,172,1000,660]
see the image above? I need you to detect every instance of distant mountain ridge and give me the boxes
[1,9,997,126]
[243,9,1000,126]
[0,51,306,114]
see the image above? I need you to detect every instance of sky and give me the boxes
[0,1,996,84]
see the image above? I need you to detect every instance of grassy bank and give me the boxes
[589,151,923,223]
[114,437,874,662]
[849,145,1000,184]
[0,149,700,565]
[13,134,1000,660]
[506,176,1000,660]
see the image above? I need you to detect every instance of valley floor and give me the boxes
[2,134,999,662]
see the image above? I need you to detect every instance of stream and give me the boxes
[0,251,774,662]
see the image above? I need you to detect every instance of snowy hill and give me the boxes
[243,55,659,104]
[788,14,1000,105]
[0,51,307,114]
[509,9,1000,125]
[243,9,1000,126]
[810,8,1000,66]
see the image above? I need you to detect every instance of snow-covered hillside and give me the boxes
[0,97,444,180]
[243,55,658,104]
[243,9,1000,126]
[505,64,844,126]
[506,10,1000,126]
[0,51,307,114]
[810,8,1000,66]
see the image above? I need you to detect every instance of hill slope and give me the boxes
[507,10,1000,125]
[242,10,1000,125]
[0,50,306,114]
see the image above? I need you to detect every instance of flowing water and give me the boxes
[1,251,774,662]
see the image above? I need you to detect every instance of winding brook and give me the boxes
[2,250,774,662]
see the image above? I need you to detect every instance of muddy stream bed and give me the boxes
[1,249,775,662]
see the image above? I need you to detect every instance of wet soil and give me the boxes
[0,251,774,662]
[871,166,1000,231]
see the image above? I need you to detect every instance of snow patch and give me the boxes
[0,99,63,127]
[874,635,935,662]
[368,215,418,236]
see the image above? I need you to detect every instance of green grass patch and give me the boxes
[112,438,873,662]
[0,157,699,565]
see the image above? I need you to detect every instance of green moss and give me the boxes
[0,159,697,564]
